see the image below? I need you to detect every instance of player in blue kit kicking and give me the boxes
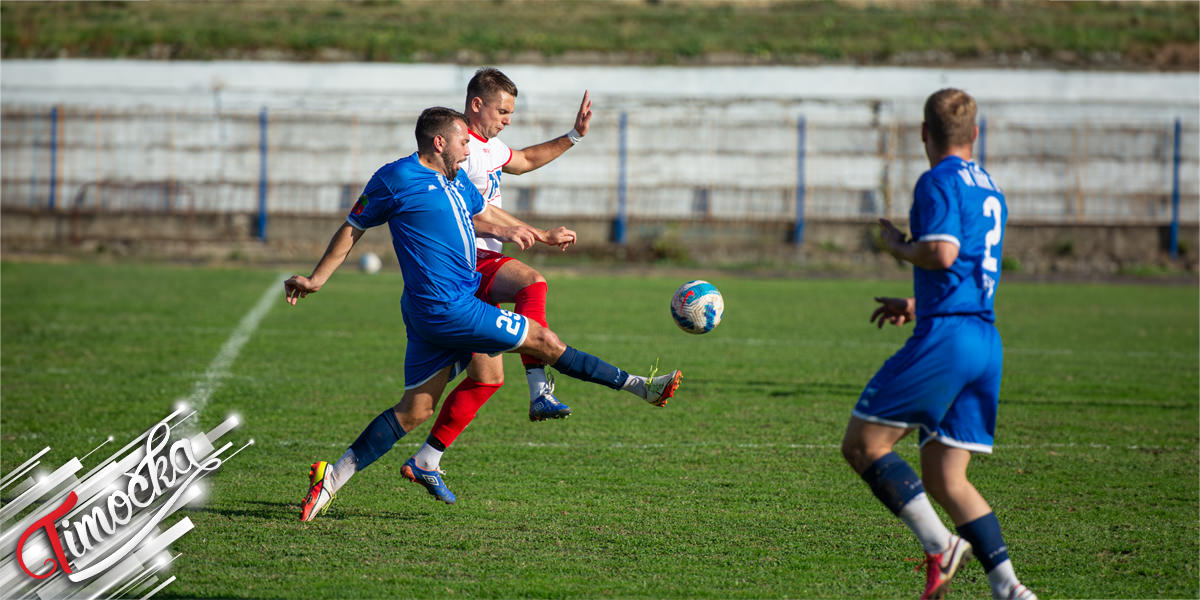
[839,89,1036,600]
[287,107,682,518]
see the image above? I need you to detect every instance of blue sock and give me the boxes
[957,512,1009,572]
[860,452,925,516]
[349,409,405,471]
[552,346,629,390]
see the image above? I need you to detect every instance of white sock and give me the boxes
[898,493,952,554]
[621,374,647,398]
[413,442,444,471]
[987,559,1020,598]
[324,449,357,495]
[525,367,548,402]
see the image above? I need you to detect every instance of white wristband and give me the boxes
[566,129,582,145]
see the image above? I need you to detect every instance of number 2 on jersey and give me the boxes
[982,195,1002,273]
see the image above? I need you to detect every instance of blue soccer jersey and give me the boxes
[347,153,484,314]
[853,155,1009,453]
[909,156,1008,322]
[345,153,529,388]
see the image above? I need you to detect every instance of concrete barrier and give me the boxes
[3,208,1194,277]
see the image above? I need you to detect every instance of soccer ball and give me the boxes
[359,252,382,274]
[670,280,723,334]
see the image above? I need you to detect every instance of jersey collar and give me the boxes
[467,128,489,143]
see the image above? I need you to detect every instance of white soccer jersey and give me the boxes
[465,128,513,252]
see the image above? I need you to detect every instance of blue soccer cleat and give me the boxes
[402,457,456,504]
[529,375,571,422]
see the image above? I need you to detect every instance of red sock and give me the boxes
[514,281,549,368]
[430,377,501,448]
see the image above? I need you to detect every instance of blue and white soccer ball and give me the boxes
[670,280,723,334]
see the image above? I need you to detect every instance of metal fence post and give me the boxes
[612,111,627,244]
[258,107,269,242]
[30,111,41,207]
[1171,117,1181,259]
[978,116,987,169]
[793,115,806,245]
[48,106,59,210]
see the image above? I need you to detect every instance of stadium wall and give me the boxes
[1,61,1196,273]
[3,209,1194,278]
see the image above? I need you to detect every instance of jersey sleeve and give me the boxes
[911,174,961,248]
[493,137,514,167]
[346,174,394,230]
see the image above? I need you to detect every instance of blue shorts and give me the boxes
[402,298,529,389]
[852,315,1002,453]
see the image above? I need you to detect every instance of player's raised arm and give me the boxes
[473,204,577,251]
[284,222,364,305]
[504,90,592,175]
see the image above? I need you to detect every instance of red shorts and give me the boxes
[475,249,515,305]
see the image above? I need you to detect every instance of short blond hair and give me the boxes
[923,88,977,151]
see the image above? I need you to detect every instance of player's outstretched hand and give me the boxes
[501,225,539,250]
[574,90,592,137]
[544,226,577,251]
[284,275,319,306]
[870,296,916,328]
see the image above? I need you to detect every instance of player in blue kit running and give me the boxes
[288,107,681,518]
[839,89,1036,600]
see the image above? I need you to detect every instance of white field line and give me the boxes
[178,273,288,416]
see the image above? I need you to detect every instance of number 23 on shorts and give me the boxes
[495,309,523,335]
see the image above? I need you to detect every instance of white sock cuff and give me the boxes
[413,442,445,471]
[987,559,1019,593]
[898,493,952,554]
[326,449,358,495]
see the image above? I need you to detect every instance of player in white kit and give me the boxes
[405,68,617,482]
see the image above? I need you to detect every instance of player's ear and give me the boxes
[433,134,445,153]
[920,122,928,143]
[470,95,484,113]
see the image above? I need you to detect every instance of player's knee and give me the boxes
[468,357,505,386]
[840,435,892,474]
[412,404,435,424]
[476,373,504,386]
[514,265,546,289]
[538,327,563,351]
[840,436,867,470]
[524,326,564,360]
[393,395,434,429]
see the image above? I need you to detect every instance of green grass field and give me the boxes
[2,261,1197,599]
[2,1,1196,68]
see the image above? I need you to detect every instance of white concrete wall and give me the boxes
[2,60,1196,223]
